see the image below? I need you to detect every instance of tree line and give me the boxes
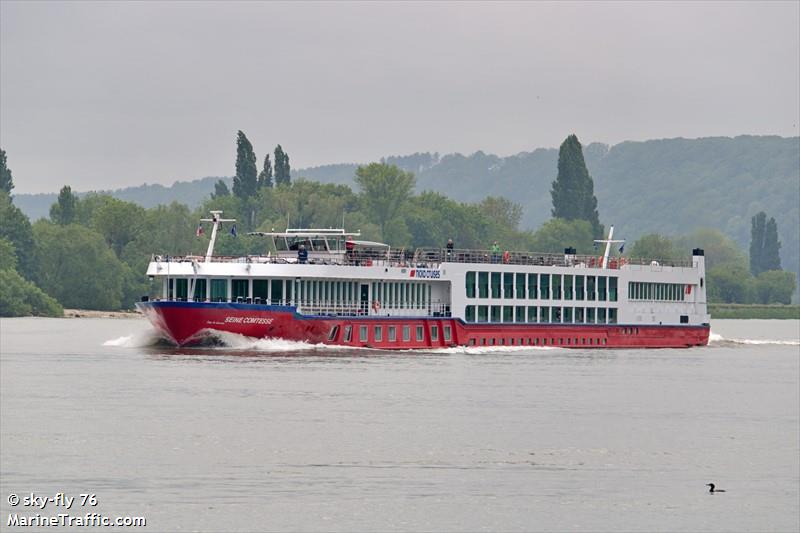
[0,134,795,316]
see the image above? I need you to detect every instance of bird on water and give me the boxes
[707,483,726,493]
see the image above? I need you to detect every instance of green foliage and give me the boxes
[551,135,603,238]
[354,163,416,240]
[707,262,753,304]
[753,270,796,305]
[233,131,258,200]
[90,197,146,256]
[32,222,126,310]
[0,191,35,276]
[762,217,781,272]
[478,197,522,230]
[0,237,17,271]
[274,145,291,186]
[212,179,230,198]
[676,228,747,271]
[50,185,78,225]
[529,219,595,254]
[0,148,14,194]
[258,154,273,188]
[709,303,800,319]
[0,268,63,317]
[629,234,682,262]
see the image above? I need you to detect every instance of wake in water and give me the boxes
[708,331,799,347]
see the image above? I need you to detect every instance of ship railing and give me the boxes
[411,248,695,269]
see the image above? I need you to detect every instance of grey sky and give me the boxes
[1,1,798,194]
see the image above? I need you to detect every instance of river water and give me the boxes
[1,318,798,532]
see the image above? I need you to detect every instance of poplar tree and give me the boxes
[274,145,291,186]
[550,134,603,238]
[750,211,782,274]
[50,185,78,225]
[232,131,258,200]
[212,180,230,198]
[258,154,273,188]
[0,149,14,194]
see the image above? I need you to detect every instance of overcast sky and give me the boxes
[1,1,798,194]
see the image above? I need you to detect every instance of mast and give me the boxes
[593,225,625,268]
[200,210,236,262]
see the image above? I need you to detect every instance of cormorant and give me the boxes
[706,483,726,493]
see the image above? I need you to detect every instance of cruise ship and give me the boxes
[136,211,710,349]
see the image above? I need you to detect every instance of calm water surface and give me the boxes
[1,318,798,532]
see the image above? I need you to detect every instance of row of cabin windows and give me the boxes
[343,324,452,343]
[469,337,608,347]
[629,282,687,301]
[465,272,617,302]
[464,305,618,324]
[370,282,431,309]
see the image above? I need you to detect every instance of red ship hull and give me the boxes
[137,301,710,349]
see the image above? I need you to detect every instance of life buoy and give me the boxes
[502,250,510,264]
[372,300,381,312]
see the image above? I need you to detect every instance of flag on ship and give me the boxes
[230,224,237,238]
[196,224,204,237]
[618,243,625,254]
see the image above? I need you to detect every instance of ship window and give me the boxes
[210,279,227,302]
[598,308,607,324]
[469,339,476,346]
[528,273,538,299]
[478,272,489,298]
[328,326,339,341]
[175,278,189,300]
[516,273,526,299]
[503,306,514,323]
[540,274,550,299]
[564,307,573,323]
[598,276,607,301]
[344,326,352,342]
[232,279,248,301]
[478,305,488,323]
[388,326,396,342]
[552,275,561,300]
[465,305,476,322]
[564,275,573,300]
[491,306,501,322]
[587,307,596,323]
[443,326,451,342]
[552,307,562,323]
[587,276,596,301]
[466,271,476,298]
[490,338,495,346]
[503,273,514,299]
[491,272,501,298]
[430,325,439,341]
[608,308,617,324]
[575,276,585,301]
[680,315,689,324]
[193,278,207,301]
[253,279,269,303]
[609,277,618,302]
[416,325,424,341]
[374,326,383,342]
[359,325,368,342]
[575,307,585,323]
[403,325,410,342]
[527,306,537,323]
[516,306,525,323]
[539,306,549,323]
[271,279,283,305]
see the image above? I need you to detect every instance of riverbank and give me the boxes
[709,303,800,319]
[63,309,142,319]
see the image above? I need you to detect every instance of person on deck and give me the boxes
[298,244,308,264]
[446,238,454,260]
[345,239,355,263]
[491,241,501,263]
